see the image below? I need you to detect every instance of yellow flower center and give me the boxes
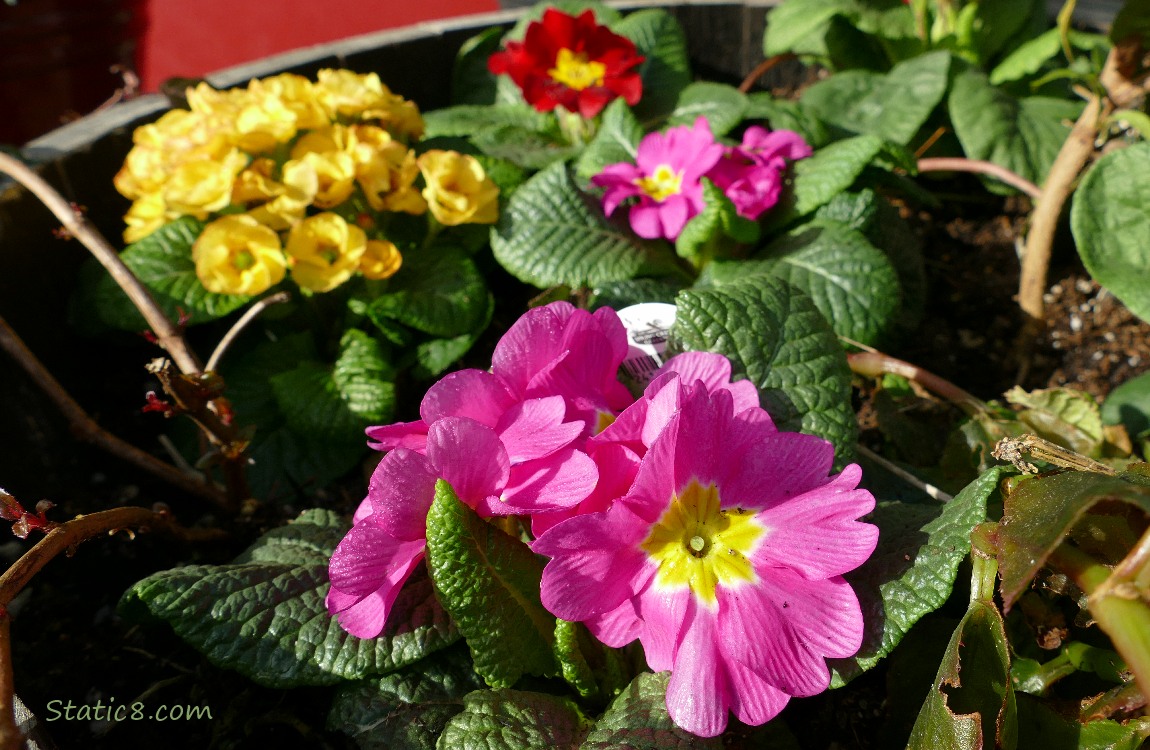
[634,164,683,202]
[232,249,255,271]
[640,480,764,605]
[549,48,607,91]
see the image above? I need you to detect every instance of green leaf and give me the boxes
[1111,0,1150,46]
[613,9,691,124]
[367,251,492,339]
[989,28,1064,85]
[424,480,557,688]
[1017,694,1150,750]
[1004,386,1105,458]
[763,0,852,57]
[423,104,577,169]
[575,98,642,185]
[78,217,250,330]
[413,303,494,379]
[120,509,458,687]
[996,471,1150,612]
[674,180,760,268]
[1071,142,1150,325]
[671,279,857,466]
[722,219,902,346]
[830,466,1005,685]
[1102,370,1150,438]
[492,161,671,288]
[438,689,591,750]
[589,277,685,311]
[906,600,1017,750]
[949,69,1083,189]
[800,51,952,145]
[666,82,748,136]
[580,672,722,750]
[327,644,484,750]
[553,619,630,702]
[970,0,1043,62]
[451,27,503,106]
[779,134,887,222]
[271,328,394,443]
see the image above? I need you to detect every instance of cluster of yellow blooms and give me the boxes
[115,69,500,296]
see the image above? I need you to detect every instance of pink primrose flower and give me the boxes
[533,353,877,737]
[591,117,725,241]
[707,126,811,220]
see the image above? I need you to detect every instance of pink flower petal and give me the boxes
[328,521,424,597]
[658,351,761,414]
[328,549,425,640]
[585,598,642,648]
[425,417,510,506]
[530,442,640,536]
[369,447,439,541]
[665,601,728,738]
[718,431,838,512]
[496,396,583,463]
[634,581,690,672]
[491,302,576,395]
[724,657,791,727]
[421,369,517,427]
[486,446,597,515]
[628,201,666,239]
[366,419,428,453]
[759,571,866,660]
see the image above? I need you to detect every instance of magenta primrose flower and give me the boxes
[327,301,633,638]
[708,126,812,220]
[533,352,878,737]
[592,117,725,241]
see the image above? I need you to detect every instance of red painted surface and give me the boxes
[136,0,500,92]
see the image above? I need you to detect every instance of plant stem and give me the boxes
[205,291,291,372]
[1048,542,1150,697]
[917,157,1042,200]
[846,350,986,416]
[0,151,202,376]
[0,612,15,750]
[0,315,227,508]
[738,53,796,94]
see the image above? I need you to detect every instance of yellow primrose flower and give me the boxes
[162,149,249,218]
[233,93,299,153]
[315,69,424,140]
[192,215,287,296]
[295,151,356,209]
[247,158,319,230]
[349,126,426,214]
[123,192,168,243]
[284,212,367,292]
[248,73,329,130]
[360,239,403,280]
[417,150,500,226]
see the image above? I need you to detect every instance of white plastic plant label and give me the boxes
[616,302,677,388]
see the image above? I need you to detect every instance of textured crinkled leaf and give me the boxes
[949,70,1082,189]
[580,672,721,750]
[1005,386,1105,458]
[554,619,630,702]
[413,299,494,379]
[831,466,1006,686]
[492,161,670,288]
[1102,370,1150,438]
[424,481,557,688]
[589,277,684,311]
[815,190,925,328]
[782,134,886,221]
[907,600,1017,750]
[367,251,492,339]
[120,509,458,687]
[79,217,249,330]
[423,104,559,140]
[612,8,691,124]
[438,689,591,750]
[666,82,747,136]
[672,279,857,466]
[801,51,951,145]
[675,180,760,268]
[997,471,1150,612]
[473,125,581,170]
[1071,143,1150,325]
[575,98,642,185]
[716,219,901,345]
[745,93,831,149]
[270,329,394,446]
[327,643,484,750]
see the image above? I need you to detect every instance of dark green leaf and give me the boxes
[672,278,857,466]
[451,27,503,106]
[1102,370,1150,438]
[367,251,492,339]
[763,0,852,57]
[906,600,1017,750]
[675,180,760,268]
[800,51,951,145]
[1111,0,1150,46]
[830,466,1005,685]
[438,689,591,750]
[492,161,671,288]
[997,471,1150,611]
[119,509,458,687]
[613,9,691,125]
[575,98,643,185]
[580,672,722,750]
[589,277,685,311]
[971,0,1042,62]
[666,82,748,136]
[424,480,557,688]
[1071,142,1150,326]
[778,134,887,222]
[1017,694,1150,750]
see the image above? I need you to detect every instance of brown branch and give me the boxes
[0,151,202,376]
[847,350,987,416]
[738,53,797,94]
[917,157,1043,200]
[0,316,227,508]
[206,291,291,372]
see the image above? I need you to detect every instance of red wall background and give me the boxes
[137,0,500,91]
